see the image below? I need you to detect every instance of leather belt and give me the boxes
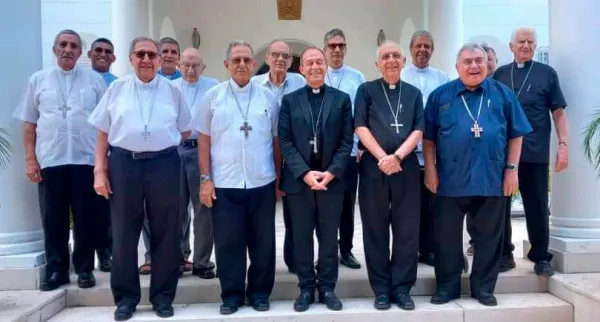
[181,139,198,149]
[110,146,177,160]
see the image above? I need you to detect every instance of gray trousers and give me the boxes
[142,145,215,271]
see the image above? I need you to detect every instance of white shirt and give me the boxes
[12,66,106,169]
[325,64,366,157]
[251,72,306,104]
[171,76,219,140]
[401,63,450,165]
[88,74,191,152]
[191,79,278,189]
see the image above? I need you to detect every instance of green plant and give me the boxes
[583,110,600,177]
[0,127,12,170]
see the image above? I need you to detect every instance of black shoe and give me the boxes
[77,272,96,289]
[319,291,343,311]
[472,293,497,306]
[418,253,435,266]
[152,303,174,318]
[294,290,315,312]
[373,294,391,310]
[499,254,517,273]
[395,293,415,310]
[534,260,555,276]
[40,272,70,291]
[98,258,111,272]
[430,291,459,305]
[251,298,270,311]
[114,305,136,321]
[192,268,216,279]
[220,301,240,315]
[340,253,361,269]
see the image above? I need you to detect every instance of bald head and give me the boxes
[265,39,293,74]
[180,47,205,83]
[376,40,406,80]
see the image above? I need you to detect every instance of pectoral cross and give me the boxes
[58,105,71,119]
[471,122,483,138]
[240,121,252,137]
[390,120,403,134]
[142,126,151,141]
[310,136,318,153]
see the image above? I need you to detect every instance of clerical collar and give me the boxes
[57,65,77,75]
[515,60,533,69]
[307,84,325,94]
[383,78,400,89]
[134,74,159,89]
[411,63,430,73]
[328,65,344,74]
[183,78,200,87]
[229,78,252,92]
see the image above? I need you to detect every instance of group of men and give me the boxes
[13,24,569,321]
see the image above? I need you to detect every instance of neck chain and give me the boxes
[184,80,202,108]
[55,68,78,108]
[380,79,403,134]
[510,60,535,98]
[326,67,345,89]
[460,92,485,138]
[308,89,326,154]
[136,77,159,140]
[229,81,253,137]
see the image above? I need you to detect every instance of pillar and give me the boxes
[428,0,464,79]
[0,0,46,290]
[111,0,150,77]
[543,0,600,273]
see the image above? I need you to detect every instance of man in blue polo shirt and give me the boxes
[423,43,532,307]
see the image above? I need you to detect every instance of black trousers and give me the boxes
[288,188,344,292]
[38,164,101,274]
[339,156,358,255]
[282,196,294,271]
[504,162,551,262]
[434,196,505,297]
[95,198,111,261]
[212,181,276,303]
[109,146,181,307]
[418,167,435,257]
[359,154,420,296]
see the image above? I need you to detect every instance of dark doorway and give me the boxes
[255,55,301,75]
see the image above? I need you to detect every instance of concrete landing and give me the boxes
[0,289,64,322]
[48,293,572,322]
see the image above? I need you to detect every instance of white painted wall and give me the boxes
[40,0,549,77]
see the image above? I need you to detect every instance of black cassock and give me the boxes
[278,84,353,293]
[354,78,424,296]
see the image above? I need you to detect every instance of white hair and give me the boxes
[375,40,403,60]
[510,27,538,45]
[456,43,488,64]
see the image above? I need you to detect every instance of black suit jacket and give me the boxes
[278,85,354,194]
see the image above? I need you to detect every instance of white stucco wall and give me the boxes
[40,0,549,77]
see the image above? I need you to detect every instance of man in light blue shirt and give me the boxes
[87,37,117,86]
[157,37,182,80]
[251,39,305,274]
[323,28,366,270]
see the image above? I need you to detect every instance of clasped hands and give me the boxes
[303,171,335,190]
[378,154,402,175]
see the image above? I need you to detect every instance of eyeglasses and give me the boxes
[181,63,202,70]
[94,47,113,55]
[230,57,253,65]
[133,51,158,60]
[380,53,402,60]
[327,43,346,50]
[269,52,291,60]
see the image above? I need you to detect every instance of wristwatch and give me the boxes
[505,163,518,171]
[200,175,211,183]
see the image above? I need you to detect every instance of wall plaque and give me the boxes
[277,0,302,20]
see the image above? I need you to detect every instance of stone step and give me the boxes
[65,258,547,307]
[49,293,572,322]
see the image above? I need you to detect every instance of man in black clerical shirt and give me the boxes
[354,41,424,311]
[278,47,353,312]
[493,27,569,276]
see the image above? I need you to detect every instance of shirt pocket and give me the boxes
[438,103,457,134]
[79,88,98,111]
